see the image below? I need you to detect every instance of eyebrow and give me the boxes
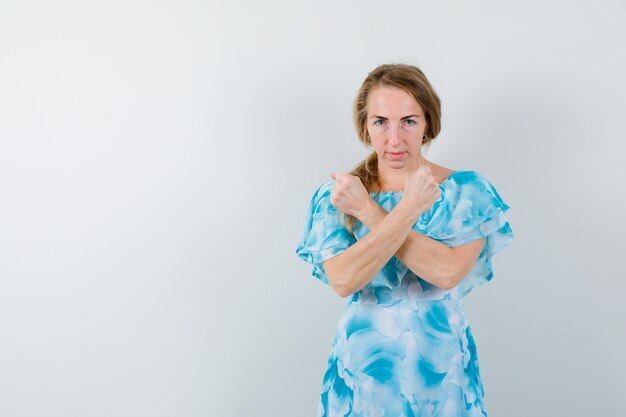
[369,115,421,120]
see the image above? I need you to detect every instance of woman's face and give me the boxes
[366,86,427,171]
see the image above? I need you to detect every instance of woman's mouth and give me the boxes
[388,152,405,160]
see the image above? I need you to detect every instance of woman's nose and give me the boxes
[388,125,401,145]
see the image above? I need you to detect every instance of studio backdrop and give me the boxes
[0,1,624,416]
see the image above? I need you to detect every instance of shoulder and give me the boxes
[316,179,335,194]
[449,170,494,189]
[426,162,455,184]
[307,179,338,212]
[310,179,335,201]
[450,171,509,212]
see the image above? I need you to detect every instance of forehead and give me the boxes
[367,86,423,115]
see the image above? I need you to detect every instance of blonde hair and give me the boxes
[342,63,442,237]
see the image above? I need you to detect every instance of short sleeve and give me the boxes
[295,180,357,286]
[443,172,514,297]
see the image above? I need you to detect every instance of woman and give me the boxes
[295,63,513,417]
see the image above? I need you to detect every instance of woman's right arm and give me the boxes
[323,199,421,297]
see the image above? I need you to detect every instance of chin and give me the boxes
[385,160,408,168]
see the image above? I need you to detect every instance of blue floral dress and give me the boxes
[295,170,513,417]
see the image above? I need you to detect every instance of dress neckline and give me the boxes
[368,170,471,194]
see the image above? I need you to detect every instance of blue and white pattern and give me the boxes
[296,170,513,417]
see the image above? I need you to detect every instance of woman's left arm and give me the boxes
[357,200,484,290]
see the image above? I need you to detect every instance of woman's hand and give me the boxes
[329,172,375,219]
[402,165,441,217]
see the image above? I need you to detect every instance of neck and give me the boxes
[376,155,429,192]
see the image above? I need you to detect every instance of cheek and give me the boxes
[367,129,379,142]
[369,131,382,143]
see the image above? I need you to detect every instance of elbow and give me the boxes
[327,273,355,298]
[438,277,459,291]
[439,261,476,290]
[333,283,355,298]
[324,259,356,298]
[436,267,463,291]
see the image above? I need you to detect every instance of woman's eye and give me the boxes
[374,119,385,126]
[404,119,416,125]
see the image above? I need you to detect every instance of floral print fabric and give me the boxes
[295,170,513,416]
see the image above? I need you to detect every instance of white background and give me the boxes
[1,1,625,416]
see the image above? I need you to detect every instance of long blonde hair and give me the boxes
[342,63,442,237]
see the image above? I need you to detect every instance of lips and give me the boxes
[388,151,405,160]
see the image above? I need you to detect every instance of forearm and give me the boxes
[323,200,419,297]
[358,201,458,289]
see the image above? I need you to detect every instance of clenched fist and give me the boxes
[329,172,374,218]
[402,165,441,216]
